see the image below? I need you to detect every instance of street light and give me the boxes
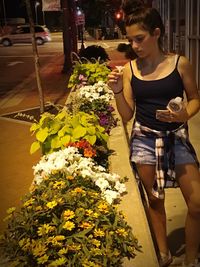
[76,7,85,51]
[35,1,40,25]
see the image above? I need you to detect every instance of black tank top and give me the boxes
[130,56,184,131]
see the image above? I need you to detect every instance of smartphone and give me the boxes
[156,109,168,119]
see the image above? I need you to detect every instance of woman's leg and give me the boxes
[176,163,200,265]
[136,164,169,255]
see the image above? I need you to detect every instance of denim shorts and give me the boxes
[130,136,195,165]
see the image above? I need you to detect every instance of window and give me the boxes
[35,26,44,33]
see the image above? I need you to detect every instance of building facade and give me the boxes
[152,0,200,88]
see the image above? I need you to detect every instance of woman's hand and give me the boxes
[156,107,189,123]
[107,69,123,94]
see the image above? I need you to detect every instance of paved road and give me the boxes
[0,33,127,99]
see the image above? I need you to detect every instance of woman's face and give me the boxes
[126,23,159,58]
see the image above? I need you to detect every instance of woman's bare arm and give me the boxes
[108,63,135,122]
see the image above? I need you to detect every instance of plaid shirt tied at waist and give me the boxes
[130,121,199,199]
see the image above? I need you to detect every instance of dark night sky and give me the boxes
[4,0,27,18]
[1,0,61,29]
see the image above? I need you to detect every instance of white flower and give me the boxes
[95,178,110,191]
[114,181,127,194]
[103,190,120,204]
[32,146,126,204]
[77,81,113,103]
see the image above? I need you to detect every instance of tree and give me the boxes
[25,0,44,113]
[61,0,77,73]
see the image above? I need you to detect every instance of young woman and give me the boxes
[108,1,200,267]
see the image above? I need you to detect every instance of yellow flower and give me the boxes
[94,229,105,237]
[88,192,99,197]
[23,198,35,207]
[92,212,99,218]
[63,221,75,231]
[35,205,43,211]
[32,242,47,257]
[82,260,102,267]
[79,222,94,229]
[57,197,64,204]
[97,203,109,213]
[72,187,85,194]
[53,181,65,189]
[48,257,66,266]
[37,254,49,264]
[43,175,49,180]
[63,209,75,220]
[46,236,65,246]
[46,200,58,209]
[6,207,16,214]
[18,238,31,251]
[58,247,68,255]
[66,175,74,180]
[51,170,59,175]
[91,239,101,247]
[85,209,93,216]
[116,228,128,237]
[42,193,48,199]
[90,248,102,256]
[37,224,55,236]
[67,244,81,251]
[54,235,65,241]
[113,249,120,256]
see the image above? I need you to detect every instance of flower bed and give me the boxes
[0,60,142,266]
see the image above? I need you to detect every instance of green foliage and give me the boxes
[68,60,111,89]
[30,109,108,155]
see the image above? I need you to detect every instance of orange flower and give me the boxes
[84,148,96,158]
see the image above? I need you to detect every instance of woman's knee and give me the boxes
[187,197,200,219]
[148,194,165,210]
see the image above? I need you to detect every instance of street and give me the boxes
[0,32,128,117]
[0,32,127,99]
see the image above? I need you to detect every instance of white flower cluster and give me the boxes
[77,81,114,103]
[33,147,126,204]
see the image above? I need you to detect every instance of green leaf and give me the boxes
[36,127,48,142]
[84,134,96,145]
[97,125,106,133]
[30,141,40,154]
[99,132,109,142]
[60,135,71,145]
[86,126,96,135]
[39,112,53,125]
[30,123,40,132]
[51,136,61,149]
[48,120,61,135]
[56,110,68,120]
[71,116,80,128]
[73,125,87,139]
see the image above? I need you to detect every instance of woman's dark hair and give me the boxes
[117,43,137,60]
[121,0,165,50]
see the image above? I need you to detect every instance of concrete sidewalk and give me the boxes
[0,53,69,232]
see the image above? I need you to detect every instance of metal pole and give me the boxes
[43,11,45,25]
[35,5,38,24]
[2,0,7,26]
[80,24,85,50]
[35,2,40,24]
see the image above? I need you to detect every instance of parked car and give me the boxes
[0,25,51,46]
